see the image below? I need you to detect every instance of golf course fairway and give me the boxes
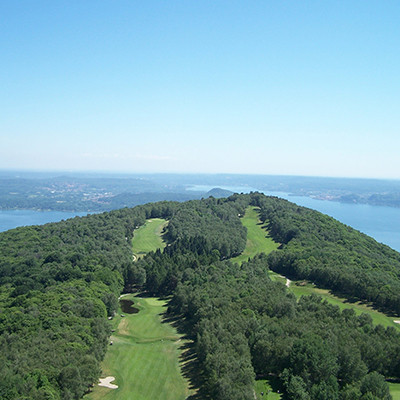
[231,206,279,265]
[132,218,168,259]
[85,294,193,400]
[234,206,400,397]
[85,218,194,399]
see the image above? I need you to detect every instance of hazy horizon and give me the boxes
[1,168,400,183]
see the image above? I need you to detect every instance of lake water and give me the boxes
[1,190,400,253]
[188,185,400,252]
[0,210,88,232]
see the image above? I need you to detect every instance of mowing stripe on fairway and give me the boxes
[231,206,279,265]
[132,218,168,259]
[84,295,193,400]
[235,207,400,330]
[389,383,400,400]
[85,217,192,400]
[234,206,400,397]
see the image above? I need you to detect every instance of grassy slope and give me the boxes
[389,383,400,400]
[231,207,279,265]
[290,282,400,400]
[289,282,400,329]
[85,295,192,400]
[131,218,168,259]
[234,206,400,396]
[233,207,282,399]
[235,204,400,329]
[255,379,282,400]
[86,218,193,400]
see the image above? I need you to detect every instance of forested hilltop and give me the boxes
[1,193,400,399]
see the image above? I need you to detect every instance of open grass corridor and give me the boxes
[85,217,193,399]
[231,206,279,264]
[131,218,168,259]
[235,207,400,329]
[85,295,193,400]
[235,207,400,398]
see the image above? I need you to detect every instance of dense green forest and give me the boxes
[1,193,400,399]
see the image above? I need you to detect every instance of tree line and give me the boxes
[250,193,400,315]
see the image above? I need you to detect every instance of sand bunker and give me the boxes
[98,376,118,389]
[394,320,400,324]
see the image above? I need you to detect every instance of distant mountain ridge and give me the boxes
[0,171,400,211]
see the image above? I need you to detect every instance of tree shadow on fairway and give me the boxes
[161,310,209,400]
[179,341,208,400]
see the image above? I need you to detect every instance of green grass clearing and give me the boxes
[285,279,400,398]
[268,270,286,285]
[388,383,400,400]
[232,208,400,327]
[289,281,400,330]
[85,295,193,400]
[231,207,279,265]
[232,207,400,330]
[255,379,282,400]
[232,207,283,398]
[231,208,400,396]
[132,218,168,259]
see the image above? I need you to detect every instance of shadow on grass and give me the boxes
[128,290,172,299]
[264,375,283,393]
[161,307,209,400]
[287,278,400,318]
[255,375,284,399]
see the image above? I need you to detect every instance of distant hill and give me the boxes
[205,187,234,198]
[1,172,400,210]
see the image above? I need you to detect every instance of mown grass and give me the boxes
[389,383,400,400]
[232,207,284,398]
[234,208,400,328]
[85,295,193,400]
[289,282,400,330]
[231,207,279,265]
[86,218,192,400]
[268,270,287,285]
[131,218,168,259]
[255,379,282,399]
[233,206,400,396]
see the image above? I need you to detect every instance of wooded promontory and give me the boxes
[1,193,399,399]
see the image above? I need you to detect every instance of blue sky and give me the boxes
[1,1,399,178]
